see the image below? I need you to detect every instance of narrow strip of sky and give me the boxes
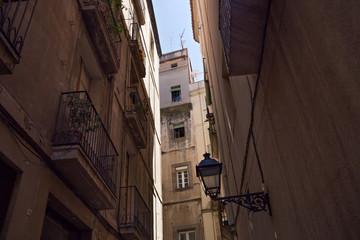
[153,0,203,81]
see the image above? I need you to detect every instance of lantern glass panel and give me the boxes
[203,175,219,189]
[199,164,220,177]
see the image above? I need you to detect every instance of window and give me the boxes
[171,85,181,102]
[174,123,185,138]
[41,195,90,240]
[41,207,82,240]
[172,162,192,191]
[178,230,196,240]
[171,63,178,68]
[176,166,189,189]
[0,159,17,231]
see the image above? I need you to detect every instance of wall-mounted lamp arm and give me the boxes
[214,191,269,213]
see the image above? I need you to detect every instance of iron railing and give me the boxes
[119,186,151,240]
[129,22,145,63]
[219,0,231,68]
[127,87,147,133]
[83,0,120,61]
[0,0,38,55]
[129,22,140,42]
[53,91,118,194]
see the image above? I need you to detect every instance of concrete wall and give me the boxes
[121,0,163,237]
[190,81,222,240]
[160,50,201,240]
[192,0,360,239]
[160,49,221,240]
[0,0,161,239]
[160,49,192,109]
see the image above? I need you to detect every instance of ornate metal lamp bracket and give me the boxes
[215,190,271,214]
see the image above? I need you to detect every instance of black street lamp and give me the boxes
[196,153,270,213]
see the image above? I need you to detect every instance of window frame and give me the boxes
[172,162,192,191]
[178,230,196,240]
[176,166,189,189]
[173,123,185,139]
[171,85,182,102]
[173,225,200,240]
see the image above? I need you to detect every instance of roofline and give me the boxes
[146,0,162,57]
[190,0,199,43]
[160,48,189,63]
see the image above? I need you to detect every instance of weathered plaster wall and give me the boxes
[0,0,161,239]
[194,0,360,239]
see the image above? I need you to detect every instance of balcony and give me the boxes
[125,87,147,148]
[129,23,145,78]
[119,186,151,240]
[52,91,118,210]
[80,0,120,74]
[219,0,269,76]
[133,0,145,25]
[0,0,38,74]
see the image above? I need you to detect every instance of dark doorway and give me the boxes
[41,207,81,240]
[0,158,17,232]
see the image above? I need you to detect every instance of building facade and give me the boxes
[160,49,221,240]
[191,0,360,239]
[0,0,162,239]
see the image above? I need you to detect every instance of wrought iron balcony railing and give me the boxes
[129,22,140,42]
[129,22,145,61]
[129,22,145,78]
[127,87,147,133]
[0,0,38,55]
[53,91,118,194]
[119,186,151,240]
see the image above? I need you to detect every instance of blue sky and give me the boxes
[153,0,203,81]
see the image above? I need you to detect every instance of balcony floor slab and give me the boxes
[51,145,116,210]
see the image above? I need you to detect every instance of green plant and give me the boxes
[63,93,101,134]
[102,0,126,36]
[142,99,150,115]
[109,0,122,10]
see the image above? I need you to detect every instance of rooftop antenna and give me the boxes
[169,31,173,51]
[180,29,185,49]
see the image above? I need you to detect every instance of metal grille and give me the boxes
[119,186,151,240]
[127,87,147,133]
[0,0,38,55]
[219,0,231,68]
[53,91,118,194]
[129,22,140,42]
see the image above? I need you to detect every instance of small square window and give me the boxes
[171,63,178,68]
[171,86,181,102]
[174,123,185,138]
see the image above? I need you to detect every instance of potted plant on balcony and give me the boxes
[63,93,101,143]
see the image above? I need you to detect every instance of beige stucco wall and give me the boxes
[0,0,161,239]
[192,0,360,239]
[160,49,221,240]
[160,49,192,109]
[160,50,201,240]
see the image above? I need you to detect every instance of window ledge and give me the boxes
[175,186,193,191]
[173,136,186,141]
